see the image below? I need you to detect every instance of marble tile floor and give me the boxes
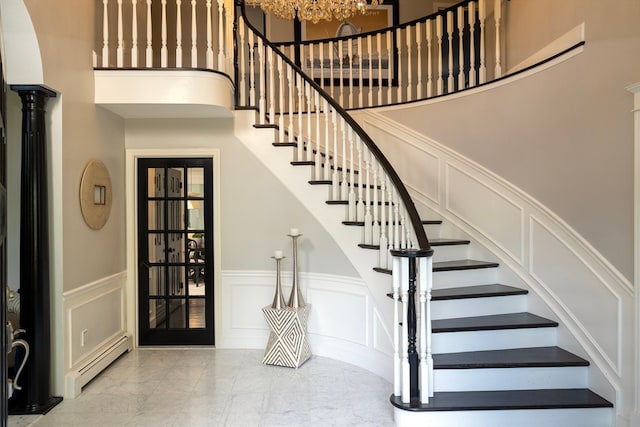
[8,348,395,427]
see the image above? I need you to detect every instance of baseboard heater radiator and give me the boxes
[65,333,133,398]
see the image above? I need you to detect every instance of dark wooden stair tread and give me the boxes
[386,284,528,301]
[432,284,528,301]
[360,239,469,250]
[433,346,589,369]
[374,259,499,275]
[432,312,558,333]
[434,259,499,271]
[344,219,442,226]
[390,389,613,411]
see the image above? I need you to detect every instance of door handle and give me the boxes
[140,260,151,269]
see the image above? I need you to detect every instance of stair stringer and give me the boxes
[233,109,398,379]
[352,108,634,424]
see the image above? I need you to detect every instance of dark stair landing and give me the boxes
[390,388,613,411]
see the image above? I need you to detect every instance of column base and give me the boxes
[8,396,63,415]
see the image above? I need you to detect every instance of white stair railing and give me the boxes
[236,10,435,402]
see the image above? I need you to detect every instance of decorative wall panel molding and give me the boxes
[218,270,392,380]
[351,109,634,409]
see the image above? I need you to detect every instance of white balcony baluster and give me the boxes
[131,0,138,67]
[102,0,109,67]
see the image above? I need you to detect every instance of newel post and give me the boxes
[391,247,434,406]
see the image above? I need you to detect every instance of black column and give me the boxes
[9,85,62,414]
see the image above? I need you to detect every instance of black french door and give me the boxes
[137,158,214,345]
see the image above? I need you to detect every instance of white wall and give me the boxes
[376,1,640,281]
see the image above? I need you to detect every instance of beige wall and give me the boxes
[24,0,127,292]
[125,118,358,277]
[379,0,640,280]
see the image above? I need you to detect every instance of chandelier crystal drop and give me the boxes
[246,0,379,24]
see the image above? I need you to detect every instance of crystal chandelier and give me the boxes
[246,0,380,24]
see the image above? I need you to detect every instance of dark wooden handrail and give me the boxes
[235,0,430,251]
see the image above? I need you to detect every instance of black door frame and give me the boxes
[137,157,215,346]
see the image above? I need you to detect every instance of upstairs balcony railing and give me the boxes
[274,0,505,109]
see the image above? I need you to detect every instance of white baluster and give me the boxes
[356,137,364,222]
[287,65,295,146]
[416,22,423,99]
[348,40,354,109]
[278,56,285,142]
[458,6,465,89]
[131,0,138,67]
[206,0,213,68]
[258,38,265,124]
[446,11,454,93]
[386,31,392,103]
[331,109,339,200]
[338,41,344,107]
[395,28,402,103]
[323,99,331,181]
[379,169,388,269]
[376,33,383,105]
[392,255,402,397]
[436,15,444,95]
[329,41,335,99]
[419,256,434,402]
[306,83,312,164]
[469,2,477,87]
[426,19,433,97]
[372,158,380,246]
[248,30,256,106]
[479,0,487,83]
[367,35,373,107]
[176,0,183,68]
[319,42,325,90]
[217,0,224,70]
[146,0,153,67]
[191,0,197,67]
[364,150,373,245]
[406,26,413,102]
[346,128,356,221]
[387,185,395,267]
[400,256,410,403]
[358,37,364,108]
[340,118,348,201]
[238,18,246,104]
[161,0,168,67]
[268,48,276,124]
[308,42,314,84]
[297,75,304,161]
[314,92,322,181]
[102,0,109,67]
[117,0,123,67]
[494,0,503,78]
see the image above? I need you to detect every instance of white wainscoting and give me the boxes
[351,109,634,416]
[63,271,132,398]
[217,270,394,381]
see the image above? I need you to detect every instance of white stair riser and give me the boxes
[431,295,527,320]
[433,268,497,287]
[431,244,470,262]
[394,407,612,427]
[432,327,557,353]
[433,366,588,392]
